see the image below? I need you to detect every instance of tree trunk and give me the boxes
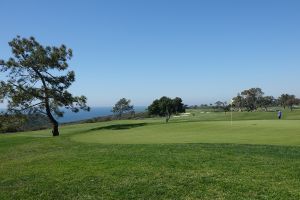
[45,105,59,136]
[45,103,59,136]
[165,114,170,123]
[32,68,60,136]
[47,111,59,136]
[52,122,59,136]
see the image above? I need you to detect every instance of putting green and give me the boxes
[71,120,300,145]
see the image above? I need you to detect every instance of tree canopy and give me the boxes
[278,94,300,110]
[214,101,230,114]
[112,98,134,119]
[0,36,89,136]
[148,96,185,123]
[284,95,300,111]
[231,88,299,112]
[240,88,264,111]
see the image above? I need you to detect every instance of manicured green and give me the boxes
[1,110,300,199]
[71,120,300,145]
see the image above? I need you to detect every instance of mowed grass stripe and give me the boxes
[71,120,300,145]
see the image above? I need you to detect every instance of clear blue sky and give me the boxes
[1,0,300,107]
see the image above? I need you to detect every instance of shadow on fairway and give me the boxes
[90,123,147,131]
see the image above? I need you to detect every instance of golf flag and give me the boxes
[230,99,233,125]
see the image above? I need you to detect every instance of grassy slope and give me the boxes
[1,110,300,199]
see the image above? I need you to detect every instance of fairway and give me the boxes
[1,114,300,199]
[72,120,300,146]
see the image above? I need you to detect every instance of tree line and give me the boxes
[188,88,300,113]
[232,88,300,112]
[111,96,185,123]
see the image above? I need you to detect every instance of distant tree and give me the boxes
[273,98,281,107]
[215,101,224,109]
[0,36,89,136]
[190,105,199,109]
[232,93,244,111]
[257,96,275,111]
[148,96,173,123]
[172,97,185,114]
[148,99,161,116]
[285,95,300,111]
[278,94,291,109]
[215,101,230,114]
[112,98,134,119]
[232,89,300,113]
[241,88,264,111]
[148,96,185,123]
[224,104,231,114]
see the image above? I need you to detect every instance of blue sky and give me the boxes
[1,0,300,107]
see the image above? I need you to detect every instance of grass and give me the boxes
[176,108,300,122]
[71,120,300,145]
[1,110,300,199]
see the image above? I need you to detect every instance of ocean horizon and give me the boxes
[0,106,147,123]
[58,106,146,123]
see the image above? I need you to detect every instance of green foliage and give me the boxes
[112,98,134,119]
[279,94,300,111]
[0,113,51,133]
[172,97,186,114]
[257,96,275,111]
[0,36,89,136]
[0,114,25,132]
[279,94,290,108]
[148,96,185,123]
[214,101,230,113]
[232,93,244,111]
[240,88,264,111]
[232,88,300,112]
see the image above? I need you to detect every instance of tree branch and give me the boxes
[12,102,45,112]
[7,81,44,99]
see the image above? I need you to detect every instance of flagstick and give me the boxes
[230,103,232,126]
[230,99,233,126]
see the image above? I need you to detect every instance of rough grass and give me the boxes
[1,110,300,199]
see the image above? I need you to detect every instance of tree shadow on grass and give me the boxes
[89,123,148,131]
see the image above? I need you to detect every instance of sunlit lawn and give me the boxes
[1,111,300,199]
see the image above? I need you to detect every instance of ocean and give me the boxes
[58,106,146,123]
[0,106,147,123]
